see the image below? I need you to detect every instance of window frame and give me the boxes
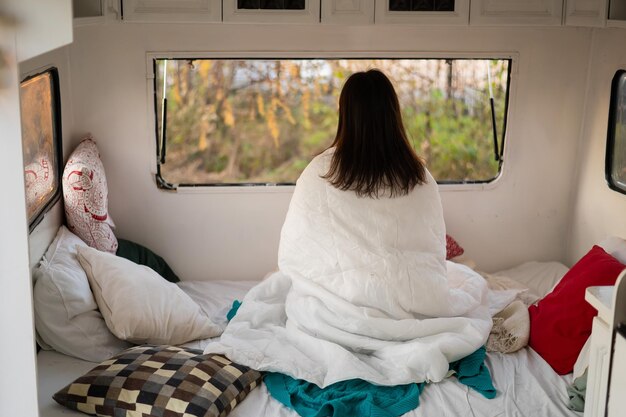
[606,69,626,195]
[146,51,517,193]
[20,67,63,232]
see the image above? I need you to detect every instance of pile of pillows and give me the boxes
[528,240,626,375]
[442,232,626,377]
[33,136,222,363]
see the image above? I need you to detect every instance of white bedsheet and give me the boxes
[36,275,579,417]
[37,347,579,417]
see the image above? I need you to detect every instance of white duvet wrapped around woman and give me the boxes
[205,149,492,387]
[204,70,493,388]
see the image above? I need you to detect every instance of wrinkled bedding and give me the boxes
[37,347,578,417]
[38,274,577,417]
[204,151,496,387]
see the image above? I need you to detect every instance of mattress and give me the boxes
[37,276,581,417]
[37,347,579,417]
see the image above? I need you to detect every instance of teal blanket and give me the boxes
[265,347,495,417]
[226,301,496,417]
[265,374,424,417]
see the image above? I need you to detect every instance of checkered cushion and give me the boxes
[53,345,262,417]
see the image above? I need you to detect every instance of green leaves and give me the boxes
[156,58,508,185]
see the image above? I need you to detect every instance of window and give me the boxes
[20,68,62,230]
[388,0,455,12]
[237,0,305,9]
[153,57,511,188]
[607,70,626,195]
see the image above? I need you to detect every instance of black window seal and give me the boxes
[605,69,626,195]
[152,57,512,190]
[21,67,64,233]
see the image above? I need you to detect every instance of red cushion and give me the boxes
[528,246,625,374]
[446,234,464,260]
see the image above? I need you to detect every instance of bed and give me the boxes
[35,208,619,417]
[36,278,581,417]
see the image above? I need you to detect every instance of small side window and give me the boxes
[606,70,626,195]
[20,68,63,230]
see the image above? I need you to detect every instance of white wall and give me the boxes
[0,25,40,417]
[568,29,626,264]
[4,0,72,62]
[68,23,592,280]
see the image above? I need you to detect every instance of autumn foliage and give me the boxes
[155,58,509,185]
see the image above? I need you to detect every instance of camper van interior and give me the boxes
[2,1,626,417]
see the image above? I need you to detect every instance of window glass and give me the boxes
[20,69,62,228]
[154,58,510,186]
[607,70,626,194]
[388,0,455,12]
[238,0,305,9]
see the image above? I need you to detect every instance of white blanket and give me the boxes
[205,150,493,387]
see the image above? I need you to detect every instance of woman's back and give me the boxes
[279,147,450,318]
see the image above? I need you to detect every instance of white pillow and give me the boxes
[491,261,569,299]
[33,226,130,362]
[599,236,626,264]
[76,245,222,345]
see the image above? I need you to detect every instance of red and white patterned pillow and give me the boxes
[446,234,465,260]
[62,137,118,253]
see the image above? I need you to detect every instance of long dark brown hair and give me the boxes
[323,69,427,198]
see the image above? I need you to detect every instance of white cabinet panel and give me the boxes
[584,317,611,417]
[223,0,320,24]
[322,0,374,24]
[0,24,40,417]
[470,0,563,26]
[122,0,221,22]
[4,0,73,62]
[565,0,607,27]
[607,0,626,27]
[607,332,626,417]
[375,0,469,25]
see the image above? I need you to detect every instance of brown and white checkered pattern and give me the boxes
[53,345,262,417]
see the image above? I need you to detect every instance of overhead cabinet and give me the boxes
[223,0,320,23]
[321,0,375,24]
[565,0,607,27]
[375,0,470,25]
[470,0,564,26]
[6,0,73,62]
[607,0,626,27]
[117,0,622,27]
[122,0,222,22]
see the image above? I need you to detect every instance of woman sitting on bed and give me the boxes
[205,70,492,388]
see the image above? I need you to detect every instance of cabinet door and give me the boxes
[223,0,321,24]
[322,0,374,24]
[584,317,611,417]
[565,0,607,27]
[375,0,470,25]
[607,1,626,28]
[0,21,41,417]
[470,0,563,26]
[5,0,73,62]
[607,330,626,417]
[122,0,221,22]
